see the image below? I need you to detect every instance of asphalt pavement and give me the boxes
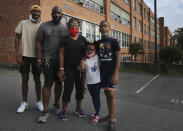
[0,68,183,131]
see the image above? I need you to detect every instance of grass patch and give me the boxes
[0,69,6,73]
[120,67,183,77]
[160,72,183,77]
[119,67,156,74]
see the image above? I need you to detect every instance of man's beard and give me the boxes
[52,17,62,24]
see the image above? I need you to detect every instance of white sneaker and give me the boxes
[17,102,28,113]
[35,101,44,112]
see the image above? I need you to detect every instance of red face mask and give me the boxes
[68,28,79,36]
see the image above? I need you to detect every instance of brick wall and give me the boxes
[41,0,105,24]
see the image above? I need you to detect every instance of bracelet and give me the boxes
[60,67,64,70]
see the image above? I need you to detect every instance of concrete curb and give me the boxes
[0,62,18,70]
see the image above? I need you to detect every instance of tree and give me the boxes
[159,45,183,64]
[174,27,183,37]
[173,27,183,50]
[128,43,144,63]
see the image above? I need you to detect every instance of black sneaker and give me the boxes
[53,104,61,115]
[108,121,116,131]
[38,111,49,123]
[59,110,67,122]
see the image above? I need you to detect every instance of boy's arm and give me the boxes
[111,50,120,85]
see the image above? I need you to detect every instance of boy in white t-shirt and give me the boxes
[81,42,101,123]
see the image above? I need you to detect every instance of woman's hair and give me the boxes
[67,17,80,28]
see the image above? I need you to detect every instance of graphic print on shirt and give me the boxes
[91,62,97,72]
[99,42,112,61]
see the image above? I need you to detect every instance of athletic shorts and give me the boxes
[42,57,59,84]
[100,62,117,91]
[19,56,39,74]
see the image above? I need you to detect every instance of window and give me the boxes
[90,1,95,10]
[138,3,142,15]
[148,41,150,49]
[72,0,104,14]
[148,26,150,36]
[111,12,121,22]
[144,8,146,19]
[112,29,130,48]
[133,16,136,29]
[151,17,155,26]
[111,2,130,27]
[121,56,131,62]
[151,42,155,50]
[139,20,142,32]
[144,24,146,35]
[61,16,68,26]
[139,38,143,45]
[85,22,97,42]
[133,0,136,10]
[134,36,137,43]
[95,4,100,12]
[144,40,146,49]
[147,12,150,20]
[151,30,155,38]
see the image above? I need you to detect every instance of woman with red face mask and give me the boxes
[58,18,87,122]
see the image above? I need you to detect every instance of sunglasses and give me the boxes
[99,24,109,28]
[69,23,79,27]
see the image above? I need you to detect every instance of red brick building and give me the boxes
[159,17,172,48]
[0,0,171,64]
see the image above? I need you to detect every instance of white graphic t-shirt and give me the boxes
[85,55,100,84]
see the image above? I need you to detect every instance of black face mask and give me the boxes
[52,16,62,24]
[101,32,110,39]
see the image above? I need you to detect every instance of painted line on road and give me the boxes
[136,74,160,94]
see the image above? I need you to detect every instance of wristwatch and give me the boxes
[60,67,64,70]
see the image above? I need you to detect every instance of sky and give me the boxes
[144,0,183,33]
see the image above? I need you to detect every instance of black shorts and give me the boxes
[42,58,59,84]
[62,64,84,103]
[19,56,39,74]
[100,62,117,91]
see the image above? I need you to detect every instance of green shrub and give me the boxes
[159,46,183,64]
[128,43,144,63]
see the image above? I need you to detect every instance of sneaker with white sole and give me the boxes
[35,101,44,112]
[91,115,100,123]
[17,102,28,113]
[38,111,49,123]
[59,110,67,122]
[90,112,96,119]
[75,108,86,118]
